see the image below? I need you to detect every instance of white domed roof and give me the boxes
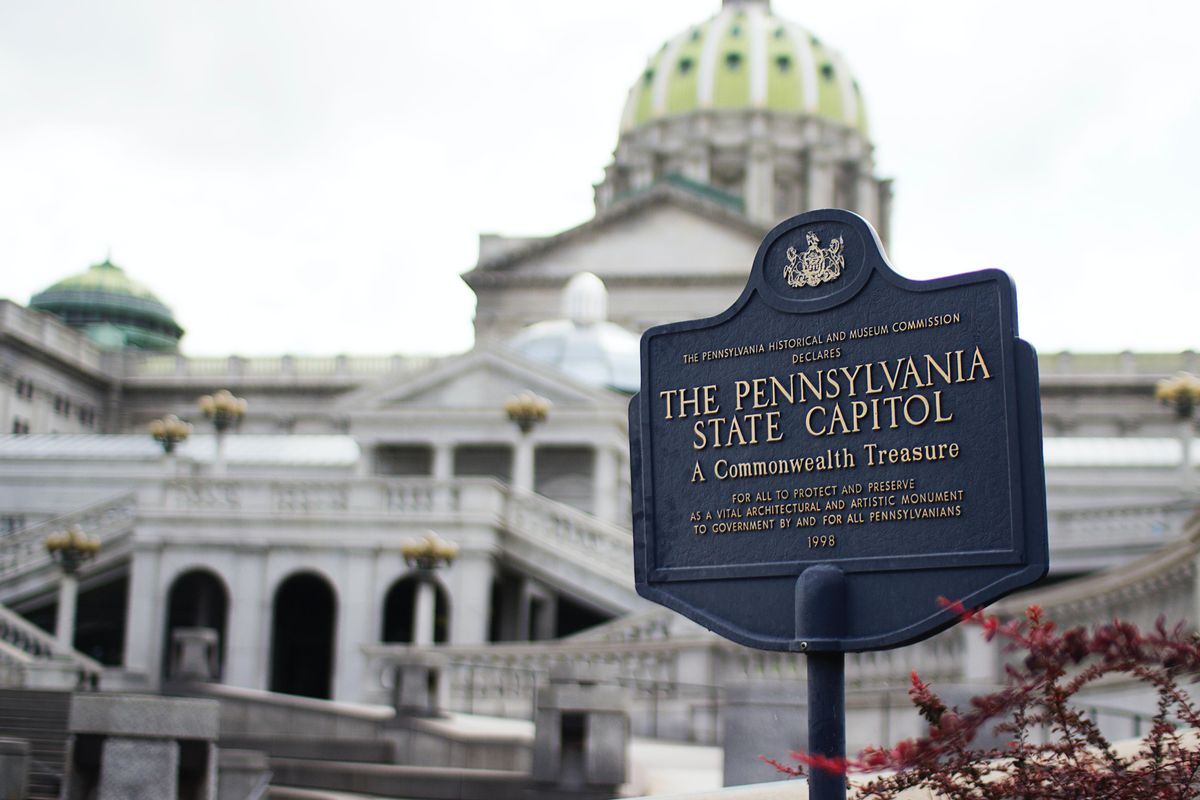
[508,274,641,393]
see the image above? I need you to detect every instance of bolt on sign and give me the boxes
[629,209,1048,653]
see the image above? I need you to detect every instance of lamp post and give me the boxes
[198,389,246,476]
[1156,372,1200,494]
[45,526,101,650]
[149,414,192,455]
[505,392,551,493]
[399,532,459,646]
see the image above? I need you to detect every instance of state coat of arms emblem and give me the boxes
[784,232,845,288]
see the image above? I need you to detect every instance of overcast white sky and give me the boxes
[1,1,1197,356]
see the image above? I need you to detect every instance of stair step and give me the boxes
[0,689,70,798]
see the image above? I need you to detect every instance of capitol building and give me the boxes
[1,1,1197,796]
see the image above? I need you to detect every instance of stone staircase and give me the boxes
[0,688,72,799]
[501,488,642,613]
[0,600,103,691]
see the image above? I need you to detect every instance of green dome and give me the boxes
[620,0,868,135]
[30,259,184,352]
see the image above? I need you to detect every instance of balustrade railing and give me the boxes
[160,477,473,518]
[0,602,102,687]
[1049,501,1194,554]
[127,353,436,380]
[0,492,136,580]
[363,627,964,742]
[504,489,632,577]
[0,638,31,688]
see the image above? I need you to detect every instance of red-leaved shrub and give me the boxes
[767,600,1200,798]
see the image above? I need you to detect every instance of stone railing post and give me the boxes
[168,627,220,682]
[532,664,628,794]
[0,738,30,800]
[66,694,219,800]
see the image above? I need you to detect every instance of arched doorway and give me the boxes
[269,572,337,699]
[381,575,449,644]
[163,569,228,680]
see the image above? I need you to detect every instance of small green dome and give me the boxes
[620,0,868,135]
[30,258,184,352]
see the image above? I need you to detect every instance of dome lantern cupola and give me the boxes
[596,0,890,238]
[30,258,185,352]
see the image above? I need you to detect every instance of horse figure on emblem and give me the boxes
[784,232,845,288]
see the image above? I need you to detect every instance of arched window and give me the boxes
[269,572,337,698]
[163,569,228,680]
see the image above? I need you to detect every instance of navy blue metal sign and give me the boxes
[630,209,1048,654]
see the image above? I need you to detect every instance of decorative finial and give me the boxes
[563,272,608,327]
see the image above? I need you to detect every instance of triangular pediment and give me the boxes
[337,346,622,413]
[465,185,765,286]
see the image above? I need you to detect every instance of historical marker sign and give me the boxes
[630,209,1048,653]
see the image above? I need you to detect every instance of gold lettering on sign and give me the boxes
[658,347,991,453]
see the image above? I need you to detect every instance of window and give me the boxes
[11,417,29,434]
[14,378,33,400]
[725,52,742,70]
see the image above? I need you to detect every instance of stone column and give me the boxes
[630,152,654,191]
[121,544,164,684]
[520,580,556,642]
[54,572,78,650]
[856,172,880,227]
[513,438,535,494]
[413,578,436,647]
[355,442,374,477]
[432,442,454,481]
[806,154,836,209]
[212,432,228,477]
[225,544,267,690]
[334,551,376,702]
[448,552,494,645]
[745,141,775,225]
[592,445,619,524]
[681,142,710,185]
[963,624,998,683]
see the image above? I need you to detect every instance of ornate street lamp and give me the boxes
[400,531,459,573]
[1156,372,1200,419]
[1156,372,1200,494]
[505,392,550,494]
[149,414,193,455]
[44,525,101,650]
[198,389,246,475]
[198,389,247,433]
[399,532,458,647]
[504,392,551,434]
